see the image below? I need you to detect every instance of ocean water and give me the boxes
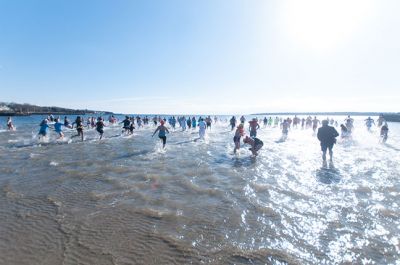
[0,115,399,265]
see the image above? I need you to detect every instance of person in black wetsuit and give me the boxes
[317,120,339,162]
[121,116,131,134]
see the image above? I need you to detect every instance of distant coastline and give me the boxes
[252,112,400,122]
[0,102,113,116]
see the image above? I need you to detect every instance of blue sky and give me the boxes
[0,0,399,114]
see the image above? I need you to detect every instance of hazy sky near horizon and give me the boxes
[0,0,399,114]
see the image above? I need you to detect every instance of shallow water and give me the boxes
[0,115,399,265]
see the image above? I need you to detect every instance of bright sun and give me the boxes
[281,0,374,52]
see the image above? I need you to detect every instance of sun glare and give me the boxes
[281,0,374,52]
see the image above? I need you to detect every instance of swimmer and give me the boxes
[233,124,245,154]
[240,116,246,124]
[317,120,339,162]
[54,118,64,139]
[96,117,105,140]
[243,136,264,156]
[152,120,170,148]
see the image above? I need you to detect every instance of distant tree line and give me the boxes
[0,102,112,116]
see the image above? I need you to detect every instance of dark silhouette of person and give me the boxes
[317,120,339,162]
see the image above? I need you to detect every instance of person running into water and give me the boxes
[317,120,339,162]
[152,120,169,148]
[280,119,289,141]
[72,116,84,141]
[121,116,131,134]
[54,118,64,139]
[243,136,264,156]
[312,116,320,133]
[365,117,375,131]
[377,114,385,127]
[191,117,197,129]
[64,116,72,128]
[96,117,105,140]
[7,117,15,130]
[205,116,212,130]
[198,118,207,140]
[233,124,245,154]
[340,124,349,139]
[230,116,236,131]
[345,115,354,133]
[380,122,389,143]
[38,119,49,140]
[240,116,246,124]
[249,118,260,137]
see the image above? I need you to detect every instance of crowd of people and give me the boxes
[3,113,391,161]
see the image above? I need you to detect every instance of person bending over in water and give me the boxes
[243,136,264,156]
[96,117,106,140]
[233,124,245,154]
[317,120,339,162]
[152,120,170,148]
[7,117,15,130]
[380,122,389,143]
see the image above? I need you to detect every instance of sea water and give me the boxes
[0,115,399,265]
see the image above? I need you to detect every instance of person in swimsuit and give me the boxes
[152,120,170,148]
[243,136,264,156]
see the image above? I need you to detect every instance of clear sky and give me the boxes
[0,0,399,114]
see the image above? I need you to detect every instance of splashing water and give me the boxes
[0,115,399,264]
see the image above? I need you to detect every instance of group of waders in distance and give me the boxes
[4,113,390,161]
